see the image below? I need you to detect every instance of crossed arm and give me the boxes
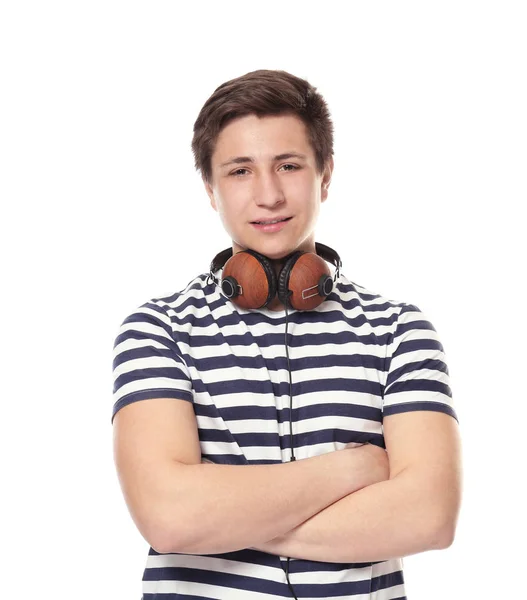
[249,410,463,563]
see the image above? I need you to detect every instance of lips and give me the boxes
[251,217,292,224]
[250,217,293,233]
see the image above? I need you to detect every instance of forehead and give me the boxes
[212,113,312,163]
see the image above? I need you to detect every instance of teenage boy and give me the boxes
[112,69,462,600]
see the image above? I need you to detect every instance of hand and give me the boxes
[342,442,390,488]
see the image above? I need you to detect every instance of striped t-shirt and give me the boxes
[111,268,458,600]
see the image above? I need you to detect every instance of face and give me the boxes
[203,113,333,263]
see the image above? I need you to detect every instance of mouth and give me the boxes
[250,216,293,232]
[250,216,293,225]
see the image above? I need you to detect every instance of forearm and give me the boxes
[252,469,448,563]
[159,451,361,555]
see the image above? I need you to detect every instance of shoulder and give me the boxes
[336,273,412,329]
[120,272,212,323]
[150,272,211,314]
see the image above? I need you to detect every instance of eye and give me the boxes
[280,164,299,172]
[230,168,249,177]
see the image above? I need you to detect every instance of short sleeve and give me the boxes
[111,300,193,424]
[382,303,458,423]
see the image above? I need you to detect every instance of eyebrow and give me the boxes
[219,152,308,169]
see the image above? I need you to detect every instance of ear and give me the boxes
[321,156,334,203]
[202,176,217,212]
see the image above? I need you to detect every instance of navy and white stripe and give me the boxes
[112,269,457,599]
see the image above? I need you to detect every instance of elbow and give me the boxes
[153,527,213,556]
[150,531,175,555]
[432,524,456,550]
[439,517,459,549]
[148,480,199,554]
[429,513,459,550]
[152,519,231,556]
[150,524,188,555]
[141,519,178,554]
[436,499,462,549]
[146,504,194,554]
[129,516,181,555]
[146,464,209,555]
[149,507,204,555]
[427,489,462,550]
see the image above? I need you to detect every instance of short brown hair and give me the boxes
[191,69,334,185]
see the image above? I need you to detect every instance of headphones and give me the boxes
[206,241,343,600]
[207,241,342,311]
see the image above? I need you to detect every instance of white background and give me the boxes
[1,1,525,598]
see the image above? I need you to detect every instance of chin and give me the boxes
[246,241,298,260]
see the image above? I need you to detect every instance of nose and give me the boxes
[253,170,286,208]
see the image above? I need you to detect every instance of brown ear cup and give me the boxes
[221,249,277,309]
[277,251,333,310]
